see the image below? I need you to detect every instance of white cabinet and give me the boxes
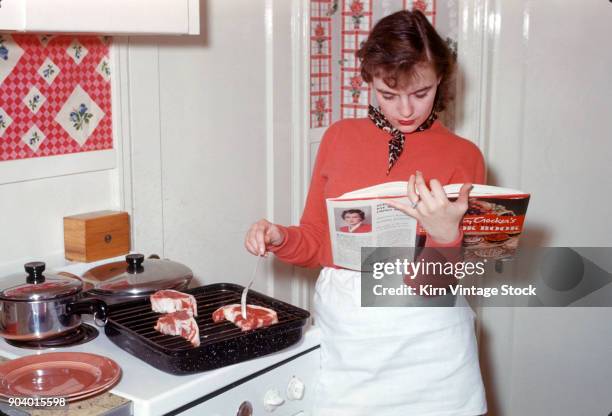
[0,0,25,31]
[0,0,199,35]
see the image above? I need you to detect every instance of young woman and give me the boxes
[245,10,486,416]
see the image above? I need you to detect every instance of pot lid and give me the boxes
[82,254,193,297]
[0,262,82,301]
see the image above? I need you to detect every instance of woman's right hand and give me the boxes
[244,219,284,256]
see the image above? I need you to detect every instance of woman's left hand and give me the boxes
[385,171,472,244]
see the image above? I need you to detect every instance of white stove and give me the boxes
[0,259,321,416]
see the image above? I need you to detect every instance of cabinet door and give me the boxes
[0,0,25,31]
[25,0,191,34]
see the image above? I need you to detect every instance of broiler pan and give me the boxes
[104,283,310,374]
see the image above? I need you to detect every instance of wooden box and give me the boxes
[64,210,130,262]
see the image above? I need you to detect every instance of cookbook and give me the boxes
[326,182,530,270]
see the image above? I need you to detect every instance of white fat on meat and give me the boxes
[150,289,198,317]
[154,310,200,347]
[212,304,278,331]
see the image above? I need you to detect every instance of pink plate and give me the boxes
[0,352,121,398]
[1,381,120,404]
[65,382,121,403]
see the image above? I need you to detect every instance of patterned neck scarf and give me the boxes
[368,104,438,175]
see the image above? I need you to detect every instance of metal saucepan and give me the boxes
[0,262,108,341]
[81,253,193,305]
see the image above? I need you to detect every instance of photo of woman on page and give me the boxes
[338,208,372,233]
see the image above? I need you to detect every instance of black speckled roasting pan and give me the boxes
[104,283,310,375]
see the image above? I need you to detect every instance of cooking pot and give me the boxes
[0,262,108,341]
[81,253,193,304]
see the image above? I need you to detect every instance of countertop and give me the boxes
[0,257,321,416]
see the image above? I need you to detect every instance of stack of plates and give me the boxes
[0,352,121,403]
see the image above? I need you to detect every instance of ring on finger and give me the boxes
[410,199,420,209]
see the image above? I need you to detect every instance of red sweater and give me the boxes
[339,223,372,233]
[269,118,486,269]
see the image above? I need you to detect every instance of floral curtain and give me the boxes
[0,35,113,162]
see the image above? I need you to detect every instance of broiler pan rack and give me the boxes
[104,283,311,374]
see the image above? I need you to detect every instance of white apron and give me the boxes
[312,267,487,416]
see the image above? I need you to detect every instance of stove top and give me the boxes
[5,323,99,349]
[0,259,322,416]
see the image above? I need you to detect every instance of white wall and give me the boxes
[0,0,313,307]
[121,0,311,305]
[458,0,612,414]
[0,170,120,276]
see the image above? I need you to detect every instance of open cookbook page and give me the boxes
[328,182,531,267]
[326,196,417,270]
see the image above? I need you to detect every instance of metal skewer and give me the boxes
[241,255,263,319]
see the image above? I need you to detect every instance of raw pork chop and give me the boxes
[154,310,200,347]
[150,290,198,317]
[212,304,278,331]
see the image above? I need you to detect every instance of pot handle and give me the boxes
[66,299,108,327]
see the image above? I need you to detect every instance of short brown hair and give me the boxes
[356,10,454,112]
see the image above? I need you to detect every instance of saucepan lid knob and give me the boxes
[25,261,46,283]
[0,262,82,301]
[126,253,145,273]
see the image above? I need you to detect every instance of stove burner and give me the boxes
[6,324,99,349]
